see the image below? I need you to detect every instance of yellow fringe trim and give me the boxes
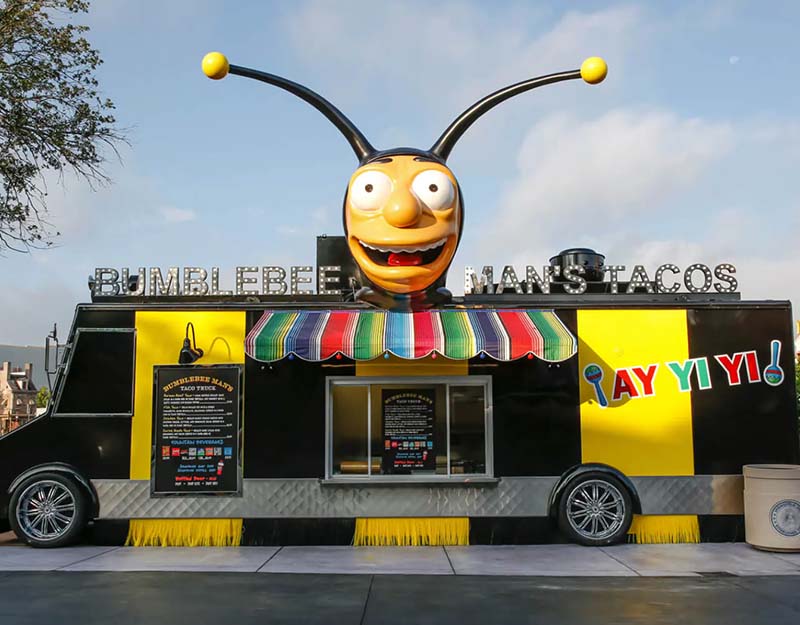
[627,514,700,544]
[354,517,470,546]
[125,519,243,547]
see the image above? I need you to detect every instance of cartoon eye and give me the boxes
[411,170,455,211]
[350,171,392,212]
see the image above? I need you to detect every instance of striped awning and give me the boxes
[245,310,576,363]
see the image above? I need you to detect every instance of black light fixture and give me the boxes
[179,322,204,364]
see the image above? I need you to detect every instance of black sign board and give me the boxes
[381,388,436,473]
[152,365,241,495]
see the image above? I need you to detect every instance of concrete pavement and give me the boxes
[3,534,800,624]
[1,539,799,576]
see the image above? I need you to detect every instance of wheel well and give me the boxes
[548,463,642,519]
[8,463,99,518]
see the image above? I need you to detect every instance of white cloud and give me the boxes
[284,2,643,112]
[452,111,799,323]
[611,238,799,310]
[481,109,733,255]
[734,257,799,307]
[160,206,197,223]
[744,118,800,153]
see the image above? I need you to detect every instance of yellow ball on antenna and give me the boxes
[202,52,230,80]
[580,57,608,84]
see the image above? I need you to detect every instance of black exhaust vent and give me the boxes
[549,248,605,282]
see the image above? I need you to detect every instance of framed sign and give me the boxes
[381,388,436,473]
[151,364,242,496]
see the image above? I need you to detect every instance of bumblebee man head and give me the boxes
[202,53,607,296]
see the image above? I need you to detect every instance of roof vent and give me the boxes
[549,248,605,282]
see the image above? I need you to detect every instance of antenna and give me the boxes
[430,57,607,160]
[202,52,376,162]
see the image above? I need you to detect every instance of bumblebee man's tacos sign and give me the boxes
[200,51,608,309]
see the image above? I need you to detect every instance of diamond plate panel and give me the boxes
[93,475,743,519]
[631,475,743,514]
[94,478,557,519]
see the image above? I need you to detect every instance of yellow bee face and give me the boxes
[203,52,608,302]
[345,154,461,295]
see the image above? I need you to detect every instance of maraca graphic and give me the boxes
[583,364,608,408]
[763,340,784,387]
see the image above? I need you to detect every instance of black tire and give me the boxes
[557,471,633,546]
[8,472,88,548]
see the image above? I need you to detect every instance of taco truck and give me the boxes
[0,53,797,548]
[0,246,796,548]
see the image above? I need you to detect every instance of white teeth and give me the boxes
[359,238,446,253]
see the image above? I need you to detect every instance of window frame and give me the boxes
[324,375,494,482]
[52,327,137,418]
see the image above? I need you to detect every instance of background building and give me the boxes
[0,362,38,435]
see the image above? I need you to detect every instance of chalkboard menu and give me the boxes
[152,365,241,495]
[382,388,436,473]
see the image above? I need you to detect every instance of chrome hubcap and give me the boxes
[566,479,625,540]
[16,480,76,542]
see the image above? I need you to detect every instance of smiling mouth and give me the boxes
[357,238,447,267]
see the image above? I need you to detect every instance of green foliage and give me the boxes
[0,0,125,251]
[35,384,49,408]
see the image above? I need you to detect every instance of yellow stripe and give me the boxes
[356,354,467,376]
[628,515,700,544]
[126,519,243,547]
[274,311,299,358]
[548,312,577,360]
[131,311,246,479]
[354,518,469,546]
[578,310,694,476]
[455,310,478,359]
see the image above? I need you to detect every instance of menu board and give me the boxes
[152,365,241,495]
[382,388,436,473]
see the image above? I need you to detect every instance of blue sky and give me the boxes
[2,0,799,344]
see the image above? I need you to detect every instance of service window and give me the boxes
[327,376,492,479]
[55,329,135,416]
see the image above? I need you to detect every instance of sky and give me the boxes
[2,0,799,345]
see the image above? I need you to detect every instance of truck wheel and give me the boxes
[8,472,88,548]
[557,472,633,546]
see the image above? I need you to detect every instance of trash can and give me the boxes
[743,464,800,552]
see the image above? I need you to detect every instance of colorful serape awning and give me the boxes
[245,310,576,363]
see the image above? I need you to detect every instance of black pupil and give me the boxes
[365,184,373,192]
[429,184,438,192]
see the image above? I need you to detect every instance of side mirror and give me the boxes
[44,323,59,390]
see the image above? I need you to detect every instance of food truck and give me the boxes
[0,54,796,548]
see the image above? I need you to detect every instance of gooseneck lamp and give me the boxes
[178,322,204,364]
